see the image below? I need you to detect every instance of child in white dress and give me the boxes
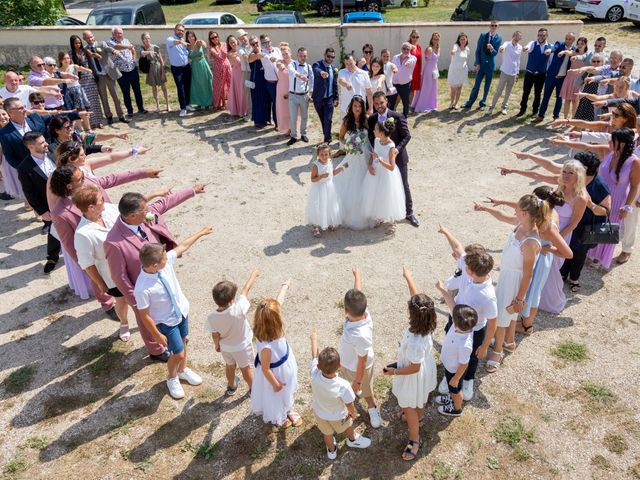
[305,143,347,238]
[361,119,406,234]
[384,268,437,461]
[250,280,301,427]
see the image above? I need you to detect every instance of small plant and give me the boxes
[591,454,611,470]
[180,439,195,453]
[494,416,535,448]
[581,382,615,404]
[373,376,392,398]
[603,432,628,455]
[120,448,131,460]
[251,445,266,459]
[135,457,153,474]
[485,454,499,470]
[513,445,531,462]
[3,451,27,478]
[22,436,48,450]
[109,419,133,436]
[432,460,453,480]
[3,365,36,394]
[551,341,588,362]
[195,441,217,460]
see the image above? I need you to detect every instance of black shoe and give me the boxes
[461,103,471,109]
[43,259,58,274]
[300,135,309,143]
[287,137,298,146]
[138,109,148,115]
[0,192,14,201]
[118,116,130,124]
[104,307,119,321]
[40,223,50,235]
[406,214,420,227]
[150,351,170,363]
[515,110,525,117]
[107,116,114,125]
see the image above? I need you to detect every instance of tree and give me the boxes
[0,0,64,26]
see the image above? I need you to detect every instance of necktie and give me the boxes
[327,64,333,99]
[138,226,148,240]
[158,272,181,320]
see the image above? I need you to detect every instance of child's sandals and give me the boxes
[502,341,516,354]
[282,411,303,428]
[402,438,422,461]
[386,223,397,235]
[118,324,130,342]
[485,351,504,373]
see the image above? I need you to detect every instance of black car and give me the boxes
[257,0,296,12]
[451,0,549,20]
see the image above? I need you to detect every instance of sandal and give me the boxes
[485,351,504,373]
[402,439,422,461]
[118,324,130,342]
[284,411,303,427]
[569,281,581,293]
[503,342,516,353]
[312,227,321,238]
[386,224,397,235]
[515,321,533,335]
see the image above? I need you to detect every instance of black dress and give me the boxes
[574,74,599,121]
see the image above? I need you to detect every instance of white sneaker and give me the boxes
[178,368,202,386]
[462,379,474,401]
[167,376,185,399]
[179,109,187,117]
[438,375,449,394]
[346,433,371,449]
[500,109,508,115]
[326,436,337,460]
[185,105,195,112]
[368,406,381,428]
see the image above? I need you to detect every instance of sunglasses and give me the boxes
[364,50,373,54]
[562,171,575,176]
[36,63,45,67]
[261,40,270,45]
[401,47,410,51]
[31,100,44,105]
[326,55,335,59]
[411,35,419,39]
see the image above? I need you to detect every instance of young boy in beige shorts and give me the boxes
[205,269,260,395]
[310,330,371,460]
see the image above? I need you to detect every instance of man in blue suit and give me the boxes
[463,21,502,110]
[532,32,576,123]
[312,48,339,144]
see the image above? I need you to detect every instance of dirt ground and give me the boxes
[2,25,640,480]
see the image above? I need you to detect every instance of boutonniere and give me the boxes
[333,67,339,76]
[96,47,102,54]
[144,212,157,224]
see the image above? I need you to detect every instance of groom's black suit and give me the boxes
[367,109,413,217]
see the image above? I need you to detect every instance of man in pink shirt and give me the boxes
[390,43,417,118]
[27,56,74,110]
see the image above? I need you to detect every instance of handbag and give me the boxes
[581,216,620,244]
[139,55,151,74]
[245,63,256,89]
[432,69,440,80]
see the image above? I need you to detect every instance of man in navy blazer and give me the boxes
[463,21,502,110]
[533,32,576,123]
[312,48,339,144]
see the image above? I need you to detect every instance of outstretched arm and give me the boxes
[173,226,214,257]
[276,279,290,306]
[512,151,562,175]
[437,224,464,259]
[498,166,558,184]
[435,280,456,312]
[403,267,419,296]
[352,267,362,290]
[241,269,261,297]
[473,202,518,225]
[310,329,318,359]
[86,146,151,171]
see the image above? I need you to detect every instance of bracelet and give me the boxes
[513,297,524,304]
[622,205,633,213]
[131,147,139,157]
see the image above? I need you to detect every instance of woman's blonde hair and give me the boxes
[279,42,290,51]
[253,299,284,342]
[518,194,550,231]
[558,159,586,198]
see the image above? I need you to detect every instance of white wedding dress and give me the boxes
[333,129,370,230]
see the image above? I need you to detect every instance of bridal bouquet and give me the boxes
[343,130,368,156]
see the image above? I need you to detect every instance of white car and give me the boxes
[575,0,627,21]
[180,12,245,26]
[628,0,640,25]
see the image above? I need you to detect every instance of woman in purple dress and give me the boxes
[412,32,440,113]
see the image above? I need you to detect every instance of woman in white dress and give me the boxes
[360,118,406,234]
[448,32,470,110]
[333,96,370,230]
[385,268,437,461]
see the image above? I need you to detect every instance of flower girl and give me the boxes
[361,118,406,234]
[306,143,348,238]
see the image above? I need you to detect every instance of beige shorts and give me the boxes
[315,413,353,436]
[341,364,374,399]
[221,344,254,369]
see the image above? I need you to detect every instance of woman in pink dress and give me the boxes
[226,35,247,117]
[560,37,588,119]
[275,43,293,136]
[208,31,231,110]
[412,32,440,113]
[408,29,422,107]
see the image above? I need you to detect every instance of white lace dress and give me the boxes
[305,159,342,229]
[333,129,370,229]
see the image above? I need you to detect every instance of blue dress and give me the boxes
[250,59,269,127]
[522,243,553,317]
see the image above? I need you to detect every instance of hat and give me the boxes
[43,57,56,66]
[236,28,248,37]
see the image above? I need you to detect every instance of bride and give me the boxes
[333,95,370,230]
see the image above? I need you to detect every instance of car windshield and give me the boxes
[184,18,219,25]
[86,10,132,25]
[256,14,295,23]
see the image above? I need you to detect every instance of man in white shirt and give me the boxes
[0,71,61,110]
[166,23,195,118]
[237,29,252,117]
[259,35,282,127]
[338,54,373,118]
[287,47,314,146]
[489,31,523,115]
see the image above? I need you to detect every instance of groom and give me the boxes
[367,91,419,227]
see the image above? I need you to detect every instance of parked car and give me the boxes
[451,0,549,20]
[255,10,306,23]
[310,0,390,17]
[56,16,85,26]
[555,0,577,10]
[629,0,640,25]
[343,11,384,21]
[257,0,296,12]
[576,0,627,21]
[180,12,245,25]
[86,0,165,26]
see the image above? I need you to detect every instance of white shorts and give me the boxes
[221,344,254,369]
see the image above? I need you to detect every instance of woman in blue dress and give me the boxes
[248,37,269,128]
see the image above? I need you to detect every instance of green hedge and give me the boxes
[0,0,64,26]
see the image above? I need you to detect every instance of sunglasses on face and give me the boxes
[364,50,372,54]
[261,40,270,45]
[36,63,45,67]
[562,171,575,176]
[401,47,410,51]
[31,100,44,105]
[325,55,335,59]
[411,35,419,39]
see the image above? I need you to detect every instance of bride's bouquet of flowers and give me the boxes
[342,130,368,156]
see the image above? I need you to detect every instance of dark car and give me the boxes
[56,16,85,26]
[255,10,306,23]
[86,0,166,26]
[451,0,549,20]
[257,0,296,12]
[310,0,391,17]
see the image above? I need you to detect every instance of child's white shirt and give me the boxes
[339,309,374,372]
[204,295,252,352]
[310,358,355,420]
[454,276,498,331]
[441,327,473,373]
[445,255,469,291]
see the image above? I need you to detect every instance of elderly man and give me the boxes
[107,27,147,119]
[0,71,61,110]
[312,48,339,144]
[237,28,252,117]
[287,47,313,146]
[104,185,206,361]
[390,43,417,118]
[166,23,194,118]
[338,54,373,118]
[259,34,282,127]
[27,56,74,110]
[83,29,127,124]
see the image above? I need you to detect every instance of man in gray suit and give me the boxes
[82,30,128,124]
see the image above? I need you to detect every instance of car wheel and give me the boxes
[317,1,333,16]
[364,0,381,11]
[605,5,624,21]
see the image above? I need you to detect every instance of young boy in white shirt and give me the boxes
[338,267,381,428]
[134,226,213,399]
[205,269,260,396]
[310,329,371,460]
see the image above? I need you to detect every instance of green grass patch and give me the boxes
[432,460,453,480]
[580,382,616,412]
[195,441,217,460]
[485,454,499,470]
[3,451,27,478]
[494,415,535,448]
[513,445,531,462]
[108,419,133,436]
[373,375,392,399]
[551,340,588,362]
[2,365,36,394]
[591,454,611,471]
[21,436,48,451]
